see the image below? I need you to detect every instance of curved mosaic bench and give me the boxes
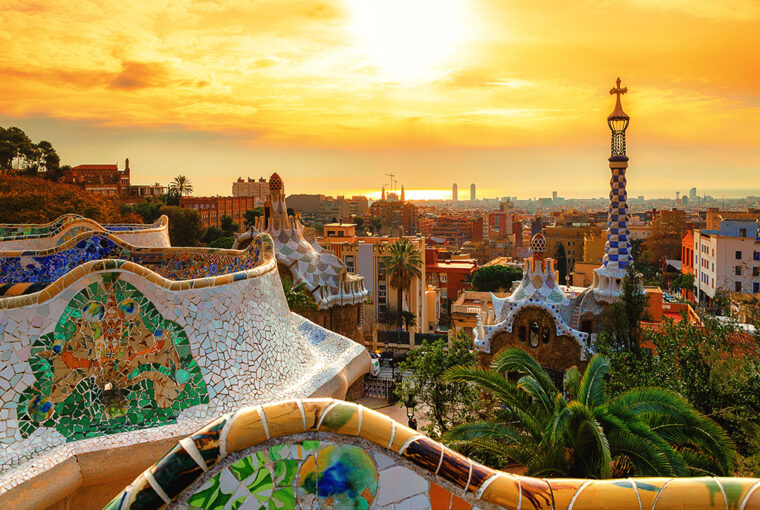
[0,236,370,504]
[0,214,170,250]
[0,228,256,297]
[105,398,760,510]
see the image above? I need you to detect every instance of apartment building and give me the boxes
[693,220,760,301]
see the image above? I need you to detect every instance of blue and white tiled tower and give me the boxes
[592,78,631,301]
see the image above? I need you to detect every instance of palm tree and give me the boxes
[385,238,422,330]
[282,276,318,314]
[401,310,416,331]
[444,348,735,478]
[169,175,193,196]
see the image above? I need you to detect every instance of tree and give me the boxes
[125,200,163,224]
[157,205,205,246]
[281,276,318,314]
[220,215,239,236]
[598,264,648,352]
[444,348,736,478]
[243,208,263,228]
[369,217,382,234]
[554,243,568,282]
[385,238,423,329]
[395,335,478,438]
[601,316,760,476]
[169,175,193,196]
[0,174,139,223]
[670,273,695,294]
[471,265,523,292]
[401,310,416,331]
[0,127,46,174]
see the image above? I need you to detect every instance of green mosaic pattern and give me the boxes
[16,272,209,441]
[185,441,378,510]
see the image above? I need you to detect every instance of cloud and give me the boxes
[109,61,172,90]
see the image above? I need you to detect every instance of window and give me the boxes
[754,267,759,277]
[345,255,355,274]
[755,283,760,293]
[736,250,742,260]
[740,228,747,238]
[736,266,742,276]
[754,251,760,261]
[529,322,540,347]
[735,282,742,292]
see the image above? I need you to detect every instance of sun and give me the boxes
[346,0,468,82]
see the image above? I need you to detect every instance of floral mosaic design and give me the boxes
[16,272,208,441]
[184,441,377,510]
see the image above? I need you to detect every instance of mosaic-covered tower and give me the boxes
[592,77,632,301]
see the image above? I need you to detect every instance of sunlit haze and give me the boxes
[2,0,759,198]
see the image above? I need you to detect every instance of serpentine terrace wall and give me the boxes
[107,398,760,510]
[0,228,257,297]
[0,214,170,251]
[0,234,370,498]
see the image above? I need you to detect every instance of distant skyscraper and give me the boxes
[552,191,558,201]
[689,187,697,201]
[470,183,476,201]
[452,183,458,201]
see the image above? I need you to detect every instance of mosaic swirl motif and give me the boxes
[16,273,209,441]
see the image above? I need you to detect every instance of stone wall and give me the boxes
[0,235,370,502]
[103,398,760,510]
[0,214,170,250]
[479,306,583,372]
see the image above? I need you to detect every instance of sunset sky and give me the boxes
[2,0,759,199]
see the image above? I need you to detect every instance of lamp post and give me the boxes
[405,397,417,430]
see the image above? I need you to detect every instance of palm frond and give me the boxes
[563,366,581,400]
[577,354,609,408]
[492,347,557,396]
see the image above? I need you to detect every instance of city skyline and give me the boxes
[2,1,759,198]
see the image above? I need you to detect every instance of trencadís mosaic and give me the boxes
[18,273,208,441]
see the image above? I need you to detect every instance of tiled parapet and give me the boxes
[0,235,370,488]
[0,214,171,250]
[107,398,760,510]
[0,228,263,297]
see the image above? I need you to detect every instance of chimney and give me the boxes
[125,158,130,172]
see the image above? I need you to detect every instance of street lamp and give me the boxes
[405,397,417,430]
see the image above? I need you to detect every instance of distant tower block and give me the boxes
[591,77,632,301]
[452,183,458,201]
[400,185,405,202]
[470,183,476,201]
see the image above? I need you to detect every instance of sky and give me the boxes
[2,0,759,199]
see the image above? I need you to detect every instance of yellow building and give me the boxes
[323,223,356,238]
[542,225,602,279]
[451,290,508,338]
[319,235,441,348]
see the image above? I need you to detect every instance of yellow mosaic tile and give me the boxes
[301,398,335,430]
[389,422,419,453]
[479,474,522,509]
[359,408,394,448]
[261,401,307,439]
[225,407,270,454]
[318,401,361,436]
[569,480,641,509]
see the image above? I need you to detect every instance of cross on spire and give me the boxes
[610,77,627,99]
